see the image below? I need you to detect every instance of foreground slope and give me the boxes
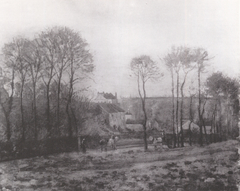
[0,140,239,191]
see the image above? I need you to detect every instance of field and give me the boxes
[0,139,239,191]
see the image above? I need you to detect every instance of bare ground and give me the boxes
[0,139,239,191]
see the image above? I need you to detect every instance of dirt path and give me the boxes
[0,140,239,191]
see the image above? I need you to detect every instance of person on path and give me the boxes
[81,138,86,153]
[153,138,158,150]
[99,138,107,152]
[110,135,117,150]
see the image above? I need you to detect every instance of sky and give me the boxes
[0,0,239,97]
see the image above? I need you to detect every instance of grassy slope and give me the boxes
[0,140,239,191]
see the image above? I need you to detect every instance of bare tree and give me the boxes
[64,28,94,138]
[24,39,44,139]
[163,46,195,147]
[130,55,161,151]
[53,27,70,132]
[193,48,210,146]
[2,38,29,141]
[0,65,15,141]
[38,29,58,137]
[179,47,195,147]
[71,95,91,151]
[163,52,177,147]
[188,80,196,145]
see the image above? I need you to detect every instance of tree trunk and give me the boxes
[33,83,37,139]
[4,69,15,141]
[142,101,148,151]
[67,72,74,138]
[1,105,11,141]
[180,73,188,147]
[142,81,148,151]
[171,68,176,148]
[197,64,203,146]
[46,83,51,138]
[176,72,179,147]
[70,106,78,135]
[180,96,184,147]
[188,95,194,146]
[20,85,25,141]
[66,101,73,138]
[188,121,193,146]
[202,118,208,144]
[56,71,63,136]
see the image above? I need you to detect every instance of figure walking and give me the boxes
[81,138,86,153]
[109,135,118,150]
[99,138,107,152]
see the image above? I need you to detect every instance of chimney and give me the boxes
[115,92,117,99]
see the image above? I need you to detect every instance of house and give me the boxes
[126,124,143,132]
[203,126,212,134]
[80,102,126,137]
[177,120,200,133]
[125,111,133,121]
[97,103,126,131]
[93,92,118,104]
[177,120,212,134]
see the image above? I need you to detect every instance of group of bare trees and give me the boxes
[0,26,94,142]
[131,46,239,150]
[163,46,211,147]
[0,26,238,151]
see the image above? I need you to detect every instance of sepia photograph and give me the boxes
[0,0,239,190]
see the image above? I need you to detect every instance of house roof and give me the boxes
[98,103,125,113]
[177,120,200,132]
[177,121,212,134]
[93,92,117,103]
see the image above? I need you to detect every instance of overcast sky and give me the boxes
[0,0,239,97]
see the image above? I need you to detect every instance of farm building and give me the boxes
[177,120,212,134]
[125,111,133,121]
[81,102,126,137]
[126,124,143,132]
[93,92,118,104]
[97,103,126,131]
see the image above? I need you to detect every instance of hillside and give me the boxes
[0,139,239,190]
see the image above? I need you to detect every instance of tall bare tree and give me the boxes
[163,52,177,147]
[193,48,210,146]
[163,46,195,147]
[130,55,161,151]
[38,29,58,137]
[64,28,94,138]
[0,65,15,141]
[2,38,29,141]
[178,47,195,147]
[53,27,71,133]
[24,39,44,139]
